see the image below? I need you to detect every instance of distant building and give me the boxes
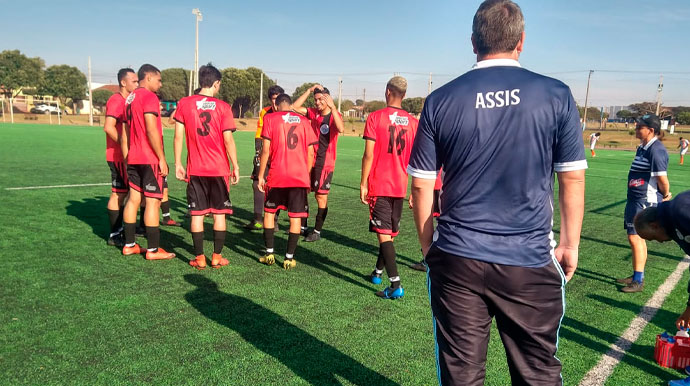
[604,105,631,119]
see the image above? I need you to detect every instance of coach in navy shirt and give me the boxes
[408,1,586,384]
[634,191,690,328]
[616,114,670,293]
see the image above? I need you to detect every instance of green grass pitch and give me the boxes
[1,123,689,385]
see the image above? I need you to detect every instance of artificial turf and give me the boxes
[0,123,689,385]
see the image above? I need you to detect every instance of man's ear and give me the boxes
[471,34,478,55]
[515,31,525,54]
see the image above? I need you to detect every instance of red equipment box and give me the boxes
[655,334,690,369]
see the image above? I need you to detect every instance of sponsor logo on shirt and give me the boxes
[475,89,520,109]
[628,178,645,188]
[196,97,217,111]
[320,123,330,135]
[282,113,301,124]
[145,183,157,191]
[388,111,409,126]
[223,200,231,207]
[125,92,135,105]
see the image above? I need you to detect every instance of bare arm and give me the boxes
[119,124,129,161]
[173,121,185,180]
[257,138,271,192]
[103,116,119,142]
[291,84,322,115]
[359,140,375,204]
[223,130,240,185]
[411,176,436,256]
[657,175,671,200]
[555,169,586,281]
[324,94,345,134]
[144,113,168,177]
[307,144,315,175]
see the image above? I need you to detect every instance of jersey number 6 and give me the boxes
[287,125,299,150]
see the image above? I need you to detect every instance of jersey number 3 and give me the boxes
[387,126,407,155]
[197,111,212,136]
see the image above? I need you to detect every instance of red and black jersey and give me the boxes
[175,95,236,177]
[124,87,163,165]
[262,111,318,188]
[305,107,341,172]
[363,106,418,197]
[105,93,126,162]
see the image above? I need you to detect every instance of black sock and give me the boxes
[146,226,160,251]
[117,208,124,231]
[263,228,275,252]
[287,232,300,256]
[381,241,399,286]
[108,209,121,235]
[161,201,170,218]
[301,217,308,230]
[139,214,146,228]
[214,230,225,254]
[253,181,264,221]
[124,222,136,245]
[192,231,204,256]
[375,248,385,271]
[314,207,328,232]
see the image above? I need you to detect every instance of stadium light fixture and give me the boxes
[192,8,203,90]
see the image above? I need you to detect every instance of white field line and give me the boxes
[578,256,690,386]
[4,177,254,191]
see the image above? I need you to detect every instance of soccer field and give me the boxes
[1,123,689,385]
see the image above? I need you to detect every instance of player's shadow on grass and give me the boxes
[588,294,680,331]
[65,197,110,242]
[555,229,682,262]
[184,274,398,386]
[574,267,619,285]
[320,229,418,266]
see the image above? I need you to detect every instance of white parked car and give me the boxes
[31,104,60,114]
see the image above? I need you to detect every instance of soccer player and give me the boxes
[257,94,318,270]
[678,136,689,165]
[174,64,239,269]
[410,169,442,272]
[408,1,586,383]
[103,68,138,247]
[633,191,690,330]
[245,85,285,230]
[292,85,345,241]
[590,132,601,157]
[119,64,176,260]
[360,76,418,299]
[617,114,671,292]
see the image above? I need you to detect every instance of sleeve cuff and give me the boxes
[309,141,319,146]
[144,111,159,117]
[362,136,375,141]
[173,116,184,124]
[106,114,120,120]
[554,160,588,172]
[223,128,237,133]
[651,171,668,177]
[260,135,271,141]
[407,166,438,179]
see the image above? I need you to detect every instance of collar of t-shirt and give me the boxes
[643,136,658,150]
[472,58,521,70]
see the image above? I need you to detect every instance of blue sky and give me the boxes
[3,0,690,106]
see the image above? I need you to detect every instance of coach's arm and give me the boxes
[555,169,586,282]
[411,176,436,256]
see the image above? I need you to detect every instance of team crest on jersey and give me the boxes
[125,93,135,105]
[320,123,330,135]
[628,178,645,188]
[388,111,409,126]
[196,97,216,111]
[282,113,301,124]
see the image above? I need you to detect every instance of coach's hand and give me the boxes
[258,179,266,193]
[408,195,414,209]
[159,159,169,177]
[175,163,186,181]
[555,245,578,282]
[231,168,240,185]
[676,306,690,330]
[360,185,368,205]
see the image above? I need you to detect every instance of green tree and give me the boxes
[577,106,606,121]
[677,112,690,125]
[629,102,657,116]
[159,68,190,101]
[40,65,87,112]
[364,100,386,113]
[292,82,319,108]
[402,97,425,115]
[92,89,114,110]
[0,50,44,97]
[355,99,364,106]
[617,109,632,119]
[218,67,275,117]
[340,99,355,112]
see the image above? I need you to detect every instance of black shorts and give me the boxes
[368,196,403,237]
[187,176,233,216]
[311,167,334,194]
[127,164,164,199]
[433,189,441,218]
[108,161,128,193]
[624,199,656,235]
[163,176,168,190]
[264,187,309,218]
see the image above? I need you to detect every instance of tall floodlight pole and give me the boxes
[192,8,203,90]
[259,73,264,113]
[88,56,93,126]
[655,74,663,116]
[338,76,342,112]
[582,70,593,131]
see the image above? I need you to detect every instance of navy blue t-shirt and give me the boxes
[407,59,587,268]
[627,137,668,203]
